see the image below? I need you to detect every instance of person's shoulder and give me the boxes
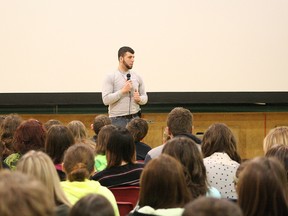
[148,144,165,154]
[144,144,165,164]
[91,170,105,180]
[130,162,145,169]
[136,141,152,150]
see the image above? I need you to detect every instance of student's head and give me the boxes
[265,144,288,179]
[182,197,243,216]
[263,126,288,154]
[106,126,135,168]
[67,120,88,142]
[0,114,22,137]
[126,118,148,142]
[70,194,114,216]
[201,123,241,163]
[0,170,54,216]
[92,115,111,135]
[16,150,71,207]
[63,144,95,181]
[162,137,208,198]
[44,119,63,131]
[0,114,23,157]
[96,125,116,155]
[166,107,193,137]
[237,157,288,216]
[118,46,134,60]
[45,125,75,164]
[13,119,46,155]
[139,154,191,209]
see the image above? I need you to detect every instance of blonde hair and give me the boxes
[16,150,71,207]
[67,120,96,149]
[0,170,54,216]
[263,126,288,153]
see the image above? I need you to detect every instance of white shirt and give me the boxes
[204,152,239,199]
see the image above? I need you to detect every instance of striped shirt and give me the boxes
[91,163,144,188]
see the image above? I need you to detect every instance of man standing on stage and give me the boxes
[102,46,148,127]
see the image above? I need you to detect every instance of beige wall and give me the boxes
[1,1,288,93]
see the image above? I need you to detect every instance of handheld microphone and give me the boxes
[127,73,131,81]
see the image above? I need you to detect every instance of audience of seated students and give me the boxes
[126,118,151,161]
[263,126,288,154]
[182,197,243,216]
[236,157,288,216]
[70,194,114,216]
[162,137,221,199]
[91,114,112,143]
[45,125,75,181]
[91,126,144,188]
[265,144,288,179]
[0,113,23,159]
[94,125,116,172]
[0,170,54,216]
[67,120,96,149]
[144,107,201,164]
[44,119,63,131]
[201,123,241,200]
[16,151,72,216]
[130,154,191,216]
[60,144,119,216]
[4,119,46,170]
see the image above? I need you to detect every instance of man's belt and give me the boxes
[115,113,140,119]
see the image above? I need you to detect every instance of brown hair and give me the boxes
[0,114,23,158]
[265,144,288,180]
[44,119,63,131]
[106,126,135,168]
[45,125,75,164]
[126,118,148,142]
[0,170,54,216]
[139,154,191,209]
[183,197,243,216]
[70,194,114,216]
[63,144,95,181]
[0,140,4,170]
[162,137,208,198]
[96,125,116,155]
[14,119,46,155]
[92,115,111,135]
[237,157,288,216]
[167,107,193,136]
[201,123,241,163]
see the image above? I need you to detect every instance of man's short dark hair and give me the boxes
[167,107,193,136]
[118,46,134,60]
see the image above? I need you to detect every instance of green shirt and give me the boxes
[95,154,107,172]
[4,153,21,170]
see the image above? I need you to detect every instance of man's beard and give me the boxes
[123,60,133,70]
